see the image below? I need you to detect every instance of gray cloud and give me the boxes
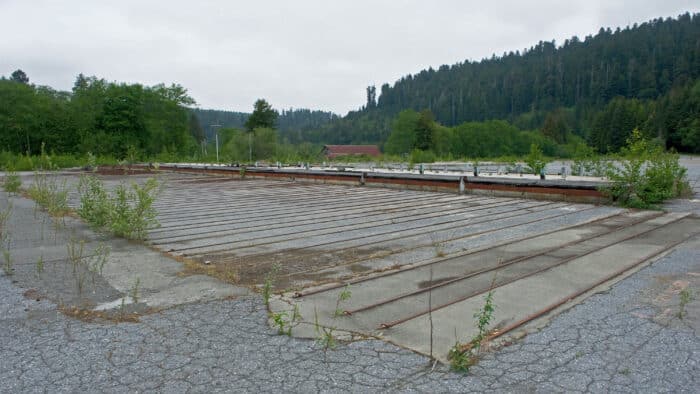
[1,0,698,114]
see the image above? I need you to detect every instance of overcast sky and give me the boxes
[1,1,698,115]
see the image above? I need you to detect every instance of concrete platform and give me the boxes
[8,169,699,364]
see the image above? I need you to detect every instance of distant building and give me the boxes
[322,145,382,159]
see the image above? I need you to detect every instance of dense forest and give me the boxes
[306,13,700,154]
[0,72,201,159]
[1,12,698,166]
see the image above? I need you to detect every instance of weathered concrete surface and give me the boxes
[0,190,248,313]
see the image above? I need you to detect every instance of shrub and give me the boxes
[525,144,548,175]
[77,176,161,240]
[27,172,69,216]
[109,179,160,240]
[77,175,111,228]
[604,129,688,208]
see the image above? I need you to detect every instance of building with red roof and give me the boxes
[322,145,382,159]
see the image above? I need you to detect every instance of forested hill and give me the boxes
[192,108,338,143]
[312,13,700,153]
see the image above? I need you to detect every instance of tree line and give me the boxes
[304,13,700,154]
[0,72,201,159]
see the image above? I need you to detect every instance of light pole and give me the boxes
[211,124,221,162]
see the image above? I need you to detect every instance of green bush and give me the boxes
[109,179,161,240]
[409,149,436,165]
[77,175,111,228]
[77,176,161,240]
[525,144,548,175]
[27,172,69,216]
[604,129,688,208]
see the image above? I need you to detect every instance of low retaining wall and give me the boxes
[155,164,608,204]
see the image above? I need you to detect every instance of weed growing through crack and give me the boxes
[27,169,69,217]
[0,204,13,275]
[271,304,301,336]
[66,238,111,295]
[334,284,352,316]
[90,243,110,277]
[67,237,86,275]
[314,307,337,350]
[448,277,497,373]
[3,167,21,194]
[35,255,45,277]
[262,263,280,307]
[2,249,12,276]
[679,288,692,319]
[311,285,353,349]
[272,311,289,334]
[130,278,141,304]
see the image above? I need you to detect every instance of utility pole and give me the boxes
[211,124,222,162]
[248,131,252,163]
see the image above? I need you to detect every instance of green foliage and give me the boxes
[3,167,21,193]
[0,203,11,276]
[334,284,352,316]
[0,74,198,160]
[109,179,160,240]
[414,110,435,150]
[130,278,141,304]
[409,149,436,165]
[448,287,496,373]
[262,264,280,307]
[678,288,692,319]
[77,175,111,228]
[27,172,69,217]
[383,109,420,155]
[77,176,160,240]
[314,307,337,350]
[604,129,688,208]
[525,144,548,175]
[271,307,302,336]
[272,312,289,335]
[245,99,278,132]
[572,144,611,176]
[284,15,700,155]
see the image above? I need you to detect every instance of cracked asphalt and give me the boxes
[2,237,699,393]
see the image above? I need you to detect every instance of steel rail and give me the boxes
[377,213,692,329]
[150,191,477,233]
[342,211,665,316]
[194,200,559,258]
[480,229,700,347]
[291,205,608,298]
[149,196,496,246]
[148,194,484,238]
[161,198,533,253]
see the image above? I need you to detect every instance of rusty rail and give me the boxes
[377,214,691,329]
[342,211,665,316]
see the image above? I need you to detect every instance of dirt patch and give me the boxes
[175,255,240,284]
[183,246,391,289]
[58,304,142,323]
